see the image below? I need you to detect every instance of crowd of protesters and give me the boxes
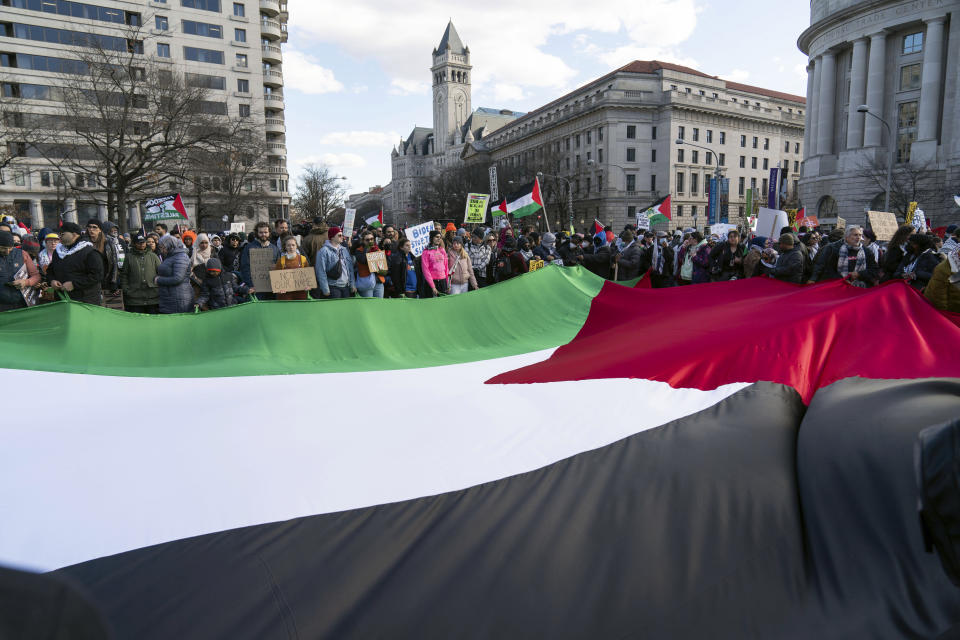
[1,213,958,315]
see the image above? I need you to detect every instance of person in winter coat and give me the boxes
[0,230,41,312]
[36,232,59,278]
[301,220,328,268]
[388,238,420,298]
[533,232,562,265]
[582,236,612,279]
[710,230,748,281]
[466,228,492,287]
[446,235,478,294]
[47,222,104,305]
[614,230,643,281]
[421,230,449,296]
[119,234,161,313]
[190,233,215,286]
[924,246,960,312]
[881,224,914,282]
[743,237,767,279]
[353,231,387,298]
[690,234,713,284]
[314,226,355,298]
[240,222,280,300]
[155,235,194,313]
[894,233,941,291]
[809,226,880,286]
[84,219,120,301]
[218,234,242,273]
[272,235,309,301]
[196,257,249,310]
[559,235,584,268]
[770,234,805,284]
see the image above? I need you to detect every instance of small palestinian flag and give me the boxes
[364,209,383,228]
[2,272,960,638]
[647,194,672,225]
[497,178,543,218]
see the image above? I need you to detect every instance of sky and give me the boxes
[282,0,812,198]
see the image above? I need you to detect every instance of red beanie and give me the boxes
[327,226,341,238]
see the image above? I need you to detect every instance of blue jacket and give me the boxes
[156,248,193,314]
[239,240,280,287]
[315,240,355,295]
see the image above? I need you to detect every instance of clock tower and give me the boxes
[431,21,471,154]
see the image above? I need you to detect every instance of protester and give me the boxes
[196,258,249,310]
[273,219,290,251]
[190,233,215,288]
[466,228,491,288]
[240,222,280,300]
[559,234,584,268]
[388,237,420,298]
[353,230,386,298]
[119,234,161,314]
[881,225,914,282]
[182,230,197,259]
[153,223,168,238]
[687,232,712,284]
[47,222,104,305]
[614,230,643,281]
[810,226,879,287]
[924,244,960,312]
[517,236,535,269]
[743,237,765,279]
[421,229,449,296]
[146,233,159,256]
[447,235,478,294]
[315,226,355,299]
[271,236,309,301]
[218,234,242,273]
[894,233,941,291]
[942,225,959,256]
[582,236,612,279]
[155,235,193,314]
[84,219,120,304]
[771,234,805,284]
[0,230,40,312]
[301,221,328,268]
[36,233,59,277]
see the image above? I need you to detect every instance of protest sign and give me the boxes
[249,248,276,292]
[488,166,499,202]
[757,208,789,240]
[866,211,898,241]
[709,223,736,239]
[528,259,545,272]
[269,267,317,293]
[143,194,188,222]
[747,215,758,232]
[635,211,649,230]
[230,222,246,234]
[799,215,819,229]
[343,209,356,237]
[836,217,846,230]
[464,194,489,224]
[407,221,434,257]
[365,250,388,272]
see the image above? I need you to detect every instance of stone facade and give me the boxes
[798,0,960,228]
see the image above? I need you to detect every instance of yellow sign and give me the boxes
[528,259,545,272]
[463,193,490,224]
[905,201,918,225]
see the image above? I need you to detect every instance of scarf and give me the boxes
[55,240,93,259]
[903,248,933,274]
[37,248,54,270]
[652,241,665,274]
[837,241,867,277]
[520,249,534,261]
[192,234,213,268]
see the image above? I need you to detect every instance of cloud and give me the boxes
[723,68,751,83]
[291,153,366,174]
[282,48,344,94]
[317,131,402,147]
[389,78,430,96]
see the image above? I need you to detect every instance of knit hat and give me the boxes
[0,231,14,247]
[60,222,83,235]
[182,230,197,244]
[542,232,556,245]
[471,227,484,239]
[947,224,958,235]
[328,226,342,238]
[20,235,40,254]
[779,233,795,247]
[205,257,223,273]
[456,227,467,237]
[85,218,102,229]
[445,222,457,233]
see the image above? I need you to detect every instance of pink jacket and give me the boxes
[420,246,448,288]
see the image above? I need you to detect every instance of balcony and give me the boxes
[260,18,282,40]
[265,117,285,134]
[266,141,286,156]
[263,69,283,87]
[259,0,280,16]
[261,43,282,63]
[263,93,285,109]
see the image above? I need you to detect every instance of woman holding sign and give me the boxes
[272,236,309,301]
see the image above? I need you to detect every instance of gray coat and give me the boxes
[156,248,193,313]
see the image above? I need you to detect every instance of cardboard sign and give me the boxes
[464,193,489,224]
[230,222,246,234]
[343,208,357,237]
[269,267,317,293]
[836,217,846,230]
[366,250,388,272]
[528,258,545,272]
[866,211,898,241]
[407,221,434,257]
[757,208,789,240]
[249,247,276,292]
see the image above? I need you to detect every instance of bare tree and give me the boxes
[292,164,346,222]
[858,156,952,218]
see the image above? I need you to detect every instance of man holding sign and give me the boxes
[240,221,280,300]
[353,230,387,298]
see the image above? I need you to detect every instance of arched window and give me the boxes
[463,73,468,83]
[817,195,837,218]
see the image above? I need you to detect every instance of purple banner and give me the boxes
[767,168,780,209]
[708,177,719,225]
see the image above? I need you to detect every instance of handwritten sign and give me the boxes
[343,208,357,238]
[528,258,545,272]
[249,247,276,292]
[366,250,388,272]
[635,211,649,230]
[230,222,246,234]
[464,193,489,224]
[269,267,317,293]
[866,211,898,242]
[407,221,434,257]
[836,216,846,230]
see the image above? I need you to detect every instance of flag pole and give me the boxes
[536,177,550,233]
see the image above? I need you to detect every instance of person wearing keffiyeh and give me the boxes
[924,243,960,312]
[809,226,879,286]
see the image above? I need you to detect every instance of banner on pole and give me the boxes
[708,177,719,225]
[719,178,729,223]
[143,194,188,222]
[407,221,434,257]
[464,193,489,224]
[746,188,754,220]
[488,166,499,203]
[767,169,780,209]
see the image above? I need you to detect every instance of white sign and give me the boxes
[407,220,434,257]
[635,211,649,230]
[911,207,926,232]
[343,208,357,237]
[488,165,499,202]
[709,223,737,239]
[757,207,789,240]
[230,222,245,234]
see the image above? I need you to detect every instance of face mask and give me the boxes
[284,251,298,260]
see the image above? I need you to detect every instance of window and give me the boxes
[586,130,592,144]
[763,138,769,150]
[897,100,918,162]
[651,149,657,163]
[234,28,246,42]
[585,177,591,193]
[626,174,636,192]
[181,0,221,11]
[157,43,171,57]
[186,72,226,89]
[233,2,245,16]
[793,160,799,172]
[678,126,685,140]
[598,127,603,142]
[676,205,683,217]
[739,155,746,168]
[690,173,699,195]
[575,134,580,148]
[900,63,921,90]
[705,152,713,165]
[564,137,571,150]
[628,206,636,218]
[719,131,726,145]
[237,78,249,92]
[691,150,698,164]
[763,158,769,170]
[691,205,697,217]
[718,153,725,166]
[740,134,746,147]
[575,154,580,167]
[762,178,768,194]
[752,136,758,148]
[14,170,25,186]
[626,148,636,162]
[784,140,790,152]
[10,22,142,53]
[565,157,570,170]
[650,174,657,191]
[184,46,225,64]
[902,32,923,55]
[156,15,168,30]
[750,177,757,189]
[706,130,713,143]
[40,171,50,187]
[738,176,745,196]
[676,172,684,194]
[2,0,141,25]
[794,142,799,154]
[739,206,745,217]
[598,148,603,163]
[183,20,222,38]
[586,151,592,162]
[235,53,247,67]
[692,128,699,141]
[751,157,757,169]
[677,149,684,163]
[651,126,657,139]
[626,125,636,139]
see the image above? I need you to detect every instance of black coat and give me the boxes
[894,250,942,290]
[47,243,104,305]
[582,246,612,279]
[771,247,805,284]
[811,240,880,285]
[197,271,248,309]
[616,243,643,280]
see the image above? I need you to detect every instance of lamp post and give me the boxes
[536,171,573,232]
[857,104,894,214]
[676,138,724,229]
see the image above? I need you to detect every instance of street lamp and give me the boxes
[536,171,573,232]
[857,104,894,213]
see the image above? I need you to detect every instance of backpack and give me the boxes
[496,251,515,281]
[325,247,342,281]
[917,418,960,587]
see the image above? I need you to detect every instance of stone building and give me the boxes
[0,0,290,229]
[798,0,960,227]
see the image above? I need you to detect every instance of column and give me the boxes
[808,58,822,156]
[127,203,141,230]
[816,51,837,156]
[64,198,78,224]
[864,32,887,148]
[804,61,815,156]
[846,38,869,149]
[29,199,42,230]
[97,203,108,221]
[917,16,946,141]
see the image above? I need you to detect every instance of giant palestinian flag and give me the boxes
[2,269,960,638]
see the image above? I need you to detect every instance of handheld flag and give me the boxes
[143,194,188,222]
[364,210,383,229]
[647,195,672,225]
[497,179,543,218]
